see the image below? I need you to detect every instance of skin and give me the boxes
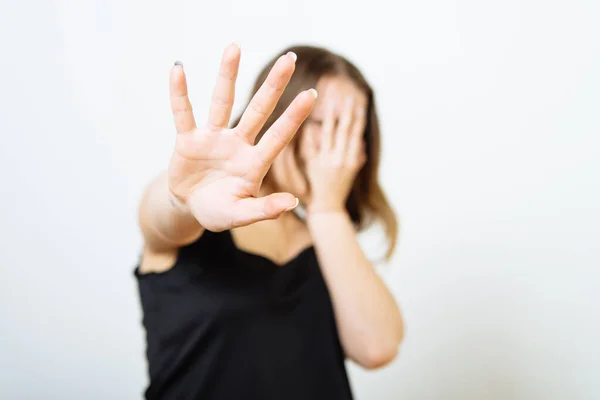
[270,75,368,210]
[138,43,404,369]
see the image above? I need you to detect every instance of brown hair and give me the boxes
[234,45,398,260]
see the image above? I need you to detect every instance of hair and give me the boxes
[233,45,398,260]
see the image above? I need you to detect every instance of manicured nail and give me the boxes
[308,88,318,98]
[285,197,299,212]
[174,60,183,67]
[287,51,297,62]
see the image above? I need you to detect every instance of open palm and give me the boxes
[167,44,316,231]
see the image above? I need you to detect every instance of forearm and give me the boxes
[307,211,404,369]
[138,171,204,252]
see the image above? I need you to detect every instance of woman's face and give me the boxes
[270,75,368,204]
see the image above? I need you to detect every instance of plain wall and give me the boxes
[1,0,599,398]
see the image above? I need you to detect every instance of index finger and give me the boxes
[320,99,336,153]
[255,89,318,166]
[236,52,297,142]
[170,62,197,134]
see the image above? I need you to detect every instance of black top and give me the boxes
[134,229,353,400]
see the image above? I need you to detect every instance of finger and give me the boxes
[207,43,241,130]
[283,146,308,195]
[170,62,197,134]
[357,140,367,168]
[320,99,336,153]
[231,193,298,226]
[333,97,355,159]
[346,106,367,164]
[255,89,317,166]
[304,126,318,159]
[236,52,297,142]
[270,146,308,198]
[359,142,367,166]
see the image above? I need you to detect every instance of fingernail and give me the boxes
[356,107,365,116]
[308,88,318,98]
[285,197,299,212]
[231,41,240,49]
[287,51,297,62]
[174,60,183,67]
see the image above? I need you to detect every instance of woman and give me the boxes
[136,43,404,400]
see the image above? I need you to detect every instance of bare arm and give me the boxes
[137,44,316,271]
[138,171,204,253]
[308,212,404,369]
[302,96,403,369]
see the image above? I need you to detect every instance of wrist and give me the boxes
[307,198,346,214]
[306,207,351,233]
[168,190,192,215]
[306,204,348,219]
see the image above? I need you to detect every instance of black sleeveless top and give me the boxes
[134,229,354,400]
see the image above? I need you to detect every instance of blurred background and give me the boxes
[1,0,599,399]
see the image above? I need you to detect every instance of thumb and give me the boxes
[232,193,299,226]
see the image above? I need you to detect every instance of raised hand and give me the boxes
[303,97,367,214]
[167,44,317,232]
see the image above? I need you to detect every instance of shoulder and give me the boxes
[136,229,232,275]
[137,246,178,275]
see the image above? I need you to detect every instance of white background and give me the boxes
[1,0,599,399]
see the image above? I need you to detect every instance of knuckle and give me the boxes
[218,66,237,81]
[206,121,222,132]
[173,106,192,115]
[283,107,302,126]
[250,100,269,117]
[331,158,343,168]
[270,124,286,143]
[267,76,286,93]
[211,94,230,106]
[264,67,288,93]
[172,100,192,114]
[278,114,296,135]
